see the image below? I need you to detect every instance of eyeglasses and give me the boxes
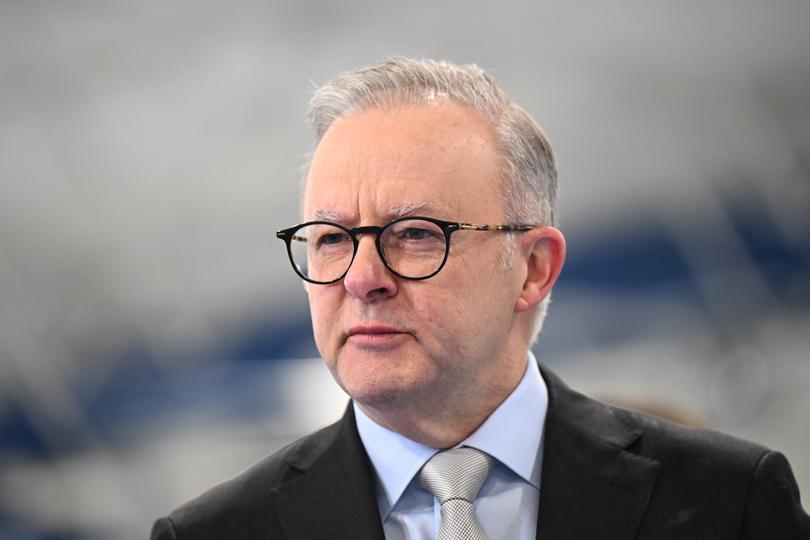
[276,216,534,284]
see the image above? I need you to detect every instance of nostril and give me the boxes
[344,255,397,301]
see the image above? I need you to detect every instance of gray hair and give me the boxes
[306,57,558,342]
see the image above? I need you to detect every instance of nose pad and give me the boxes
[343,236,397,300]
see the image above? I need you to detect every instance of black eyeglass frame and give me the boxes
[276,216,534,285]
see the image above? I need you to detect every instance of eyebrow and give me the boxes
[311,203,440,224]
[388,202,437,220]
[313,209,348,222]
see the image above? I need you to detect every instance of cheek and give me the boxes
[434,259,515,334]
[410,287,471,345]
[414,295,437,325]
[308,290,342,353]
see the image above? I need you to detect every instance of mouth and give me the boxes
[345,324,411,349]
[347,324,404,336]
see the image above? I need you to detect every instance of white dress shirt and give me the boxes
[354,353,548,540]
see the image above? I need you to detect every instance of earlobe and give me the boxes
[515,227,566,313]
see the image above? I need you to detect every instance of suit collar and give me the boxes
[273,405,385,540]
[536,364,661,540]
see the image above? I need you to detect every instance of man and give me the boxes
[151,58,810,539]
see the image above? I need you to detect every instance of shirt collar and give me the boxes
[354,352,548,519]
[463,352,547,488]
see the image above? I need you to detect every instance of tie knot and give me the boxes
[418,447,494,504]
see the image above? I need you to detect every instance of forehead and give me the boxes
[303,101,504,224]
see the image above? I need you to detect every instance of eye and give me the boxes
[401,227,435,240]
[386,219,445,245]
[316,232,349,248]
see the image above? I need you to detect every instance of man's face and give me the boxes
[303,101,527,412]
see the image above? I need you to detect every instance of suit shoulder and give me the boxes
[153,419,344,539]
[618,405,769,468]
[610,404,810,536]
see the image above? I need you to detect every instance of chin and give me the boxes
[332,348,436,409]
[345,384,411,410]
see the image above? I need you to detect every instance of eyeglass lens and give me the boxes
[288,219,447,282]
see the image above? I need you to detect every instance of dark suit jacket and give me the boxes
[151,365,810,539]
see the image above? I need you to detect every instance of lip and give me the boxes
[345,324,411,349]
[346,324,405,337]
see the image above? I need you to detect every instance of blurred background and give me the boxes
[1,1,809,538]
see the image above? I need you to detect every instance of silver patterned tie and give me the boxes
[418,447,494,540]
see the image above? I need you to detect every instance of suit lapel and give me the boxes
[273,405,385,540]
[536,366,661,540]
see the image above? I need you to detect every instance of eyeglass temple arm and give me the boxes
[457,223,535,232]
[276,230,308,243]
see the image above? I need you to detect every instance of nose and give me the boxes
[343,235,398,301]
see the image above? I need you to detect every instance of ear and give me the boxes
[514,226,566,313]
